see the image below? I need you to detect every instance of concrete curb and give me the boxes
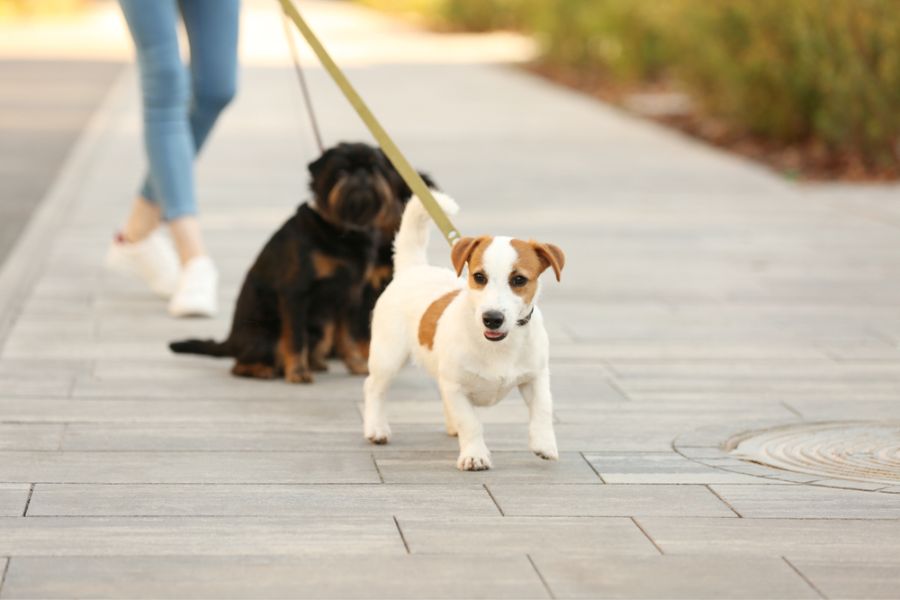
[0,69,131,349]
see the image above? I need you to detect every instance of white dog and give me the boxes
[363,194,565,470]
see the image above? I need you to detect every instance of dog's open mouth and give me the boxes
[483,330,508,342]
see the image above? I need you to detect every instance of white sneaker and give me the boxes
[105,229,180,298]
[168,255,218,318]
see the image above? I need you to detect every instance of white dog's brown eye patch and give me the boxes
[418,289,461,349]
[509,240,545,303]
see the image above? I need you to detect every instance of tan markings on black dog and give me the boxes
[335,320,369,375]
[324,177,347,221]
[312,252,345,279]
[356,338,371,360]
[281,344,312,383]
[372,172,399,230]
[310,320,335,372]
[367,264,393,291]
[418,289,461,349]
[278,300,313,384]
[231,362,276,379]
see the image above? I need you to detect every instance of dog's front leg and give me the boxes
[334,318,369,376]
[519,370,559,460]
[440,379,491,471]
[279,291,313,384]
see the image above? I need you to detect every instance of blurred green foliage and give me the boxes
[360,0,900,168]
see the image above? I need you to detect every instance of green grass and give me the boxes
[359,0,900,170]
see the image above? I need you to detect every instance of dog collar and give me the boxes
[516,307,535,327]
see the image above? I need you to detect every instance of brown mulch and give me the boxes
[525,63,900,183]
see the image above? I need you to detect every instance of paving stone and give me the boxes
[637,517,900,558]
[0,484,29,516]
[58,422,634,452]
[488,484,736,517]
[0,398,359,424]
[786,558,900,600]
[27,484,498,517]
[0,555,548,599]
[356,400,532,424]
[399,516,657,555]
[584,452,780,484]
[0,424,63,450]
[375,452,599,484]
[0,517,402,556]
[0,452,380,483]
[1,0,899,596]
[711,484,900,518]
[531,555,819,599]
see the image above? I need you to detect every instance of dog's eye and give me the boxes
[510,275,528,287]
[473,272,487,285]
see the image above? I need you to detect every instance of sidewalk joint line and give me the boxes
[22,484,34,517]
[782,556,827,599]
[579,452,606,483]
[371,453,385,484]
[606,378,632,402]
[0,556,9,595]
[483,484,505,516]
[780,401,803,418]
[393,516,410,554]
[705,484,742,517]
[630,517,664,555]
[526,554,556,599]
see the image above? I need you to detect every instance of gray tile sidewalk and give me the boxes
[0,0,899,597]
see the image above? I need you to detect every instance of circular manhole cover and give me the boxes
[728,421,900,485]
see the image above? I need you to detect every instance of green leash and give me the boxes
[278,0,462,246]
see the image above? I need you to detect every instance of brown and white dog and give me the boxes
[363,194,565,470]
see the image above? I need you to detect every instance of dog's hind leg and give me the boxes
[363,324,407,445]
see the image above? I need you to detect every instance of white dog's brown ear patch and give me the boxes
[532,242,565,281]
[451,236,489,276]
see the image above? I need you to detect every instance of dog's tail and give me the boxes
[169,338,232,357]
[393,191,459,273]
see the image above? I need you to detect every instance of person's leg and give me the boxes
[118,0,197,229]
[162,0,239,264]
[180,0,240,154]
[135,0,239,215]
[115,0,217,315]
[121,196,163,243]
[107,1,186,298]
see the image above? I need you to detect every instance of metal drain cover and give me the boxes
[729,421,900,485]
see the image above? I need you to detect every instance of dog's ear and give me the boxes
[532,242,565,282]
[307,148,336,180]
[451,236,482,276]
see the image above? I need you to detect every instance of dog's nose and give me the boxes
[482,311,505,330]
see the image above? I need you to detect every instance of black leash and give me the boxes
[281,9,325,153]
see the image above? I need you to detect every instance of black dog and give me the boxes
[170,142,434,383]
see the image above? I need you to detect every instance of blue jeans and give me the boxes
[118,0,239,220]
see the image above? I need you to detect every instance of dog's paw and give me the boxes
[457,447,492,471]
[364,421,391,445]
[232,363,277,379]
[530,437,559,461]
[309,357,329,372]
[344,357,369,376]
[285,370,314,384]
